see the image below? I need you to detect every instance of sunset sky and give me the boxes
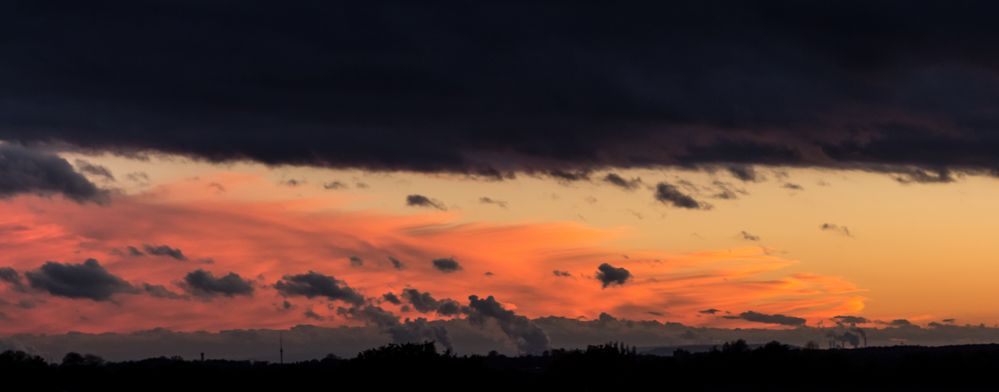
[3,0,999,357]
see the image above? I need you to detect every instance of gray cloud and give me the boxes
[0,267,25,291]
[142,283,185,300]
[25,259,135,301]
[182,269,254,298]
[466,295,550,354]
[322,181,347,190]
[142,244,187,261]
[820,223,852,237]
[274,272,363,305]
[603,173,642,190]
[726,311,806,327]
[406,194,446,210]
[388,256,404,270]
[595,263,631,288]
[0,144,107,203]
[401,288,462,316]
[478,197,508,208]
[74,159,115,181]
[654,182,704,209]
[432,257,461,273]
[726,165,760,182]
[833,315,869,325]
[740,231,760,241]
[782,183,804,190]
[552,270,571,277]
[349,256,363,267]
[381,292,401,305]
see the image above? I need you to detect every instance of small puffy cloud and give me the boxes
[783,182,804,190]
[388,256,404,270]
[552,270,571,277]
[143,244,187,261]
[406,194,446,210]
[182,269,254,298]
[349,256,363,267]
[478,197,508,208]
[322,181,347,190]
[432,257,461,273]
[699,308,721,315]
[74,159,115,181]
[726,165,760,182]
[820,223,852,236]
[25,259,135,301]
[273,272,363,305]
[740,231,760,241]
[595,263,631,288]
[381,292,401,305]
[603,173,642,190]
[654,182,704,209]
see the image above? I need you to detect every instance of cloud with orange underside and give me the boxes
[0,173,864,334]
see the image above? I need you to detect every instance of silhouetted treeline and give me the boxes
[4,341,999,391]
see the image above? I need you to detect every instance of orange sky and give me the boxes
[2,152,997,334]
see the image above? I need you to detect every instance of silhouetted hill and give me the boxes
[4,341,999,391]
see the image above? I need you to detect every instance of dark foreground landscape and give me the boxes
[4,341,999,391]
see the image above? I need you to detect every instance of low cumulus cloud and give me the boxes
[595,263,631,288]
[24,259,135,301]
[654,182,704,209]
[726,311,806,327]
[406,194,446,211]
[0,144,108,203]
[181,269,254,298]
[274,272,363,305]
[432,257,461,273]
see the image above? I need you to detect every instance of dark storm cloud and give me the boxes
[142,244,187,261]
[73,159,114,181]
[9,2,999,178]
[24,259,135,301]
[0,144,107,203]
[466,295,550,354]
[654,183,704,209]
[406,195,445,211]
[726,311,806,327]
[432,257,461,273]
[603,173,642,190]
[182,269,254,298]
[595,263,631,288]
[274,272,363,305]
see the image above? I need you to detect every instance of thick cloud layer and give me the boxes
[0,144,106,203]
[24,259,135,301]
[6,1,999,175]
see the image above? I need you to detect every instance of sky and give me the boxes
[3,0,999,358]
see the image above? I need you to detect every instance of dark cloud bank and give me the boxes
[4,1,999,179]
